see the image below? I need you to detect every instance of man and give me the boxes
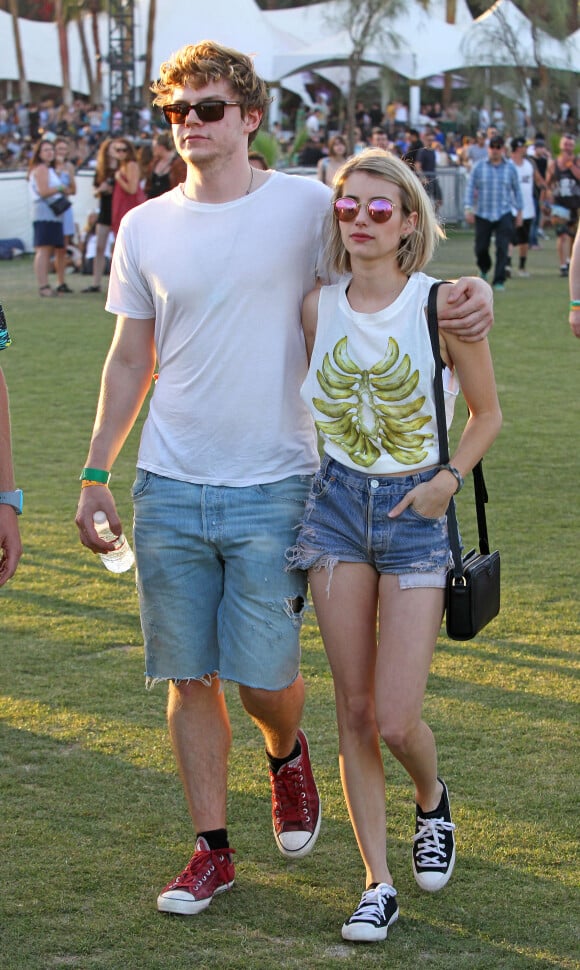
[465,130,488,169]
[509,137,543,277]
[414,133,443,213]
[464,134,523,291]
[370,127,389,151]
[528,135,550,247]
[0,311,23,587]
[402,128,424,171]
[546,135,580,277]
[75,40,493,919]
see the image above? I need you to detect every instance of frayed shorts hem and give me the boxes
[145,670,300,692]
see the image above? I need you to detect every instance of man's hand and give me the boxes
[438,277,493,342]
[75,487,124,555]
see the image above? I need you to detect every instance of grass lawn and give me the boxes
[0,230,578,970]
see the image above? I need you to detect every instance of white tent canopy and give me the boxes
[0,0,577,106]
[264,0,468,83]
[462,0,579,74]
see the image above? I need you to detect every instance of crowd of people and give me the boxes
[19,129,187,296]
[1,87,578,294]
[295,116,578,286]
[17,119,577,297]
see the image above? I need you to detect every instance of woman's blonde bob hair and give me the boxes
[326,148,445,277]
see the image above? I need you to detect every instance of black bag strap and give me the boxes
[426,283,491,579]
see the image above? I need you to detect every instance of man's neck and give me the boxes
[182,159,257,204]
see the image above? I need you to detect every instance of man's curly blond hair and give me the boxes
[151,40,270,123]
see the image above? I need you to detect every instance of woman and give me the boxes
[145,131,180,198]
[27,138,68,297]
[289,149,502,943]
[317,134,348,186]
[82,138,118,293]
[53,137,77,293]
[110,136,145,236]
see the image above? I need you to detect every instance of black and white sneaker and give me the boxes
[341,883,399,942]
[412,778,456,892]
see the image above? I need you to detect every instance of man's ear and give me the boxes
[243,108,263,136]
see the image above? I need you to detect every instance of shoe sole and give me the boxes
[341,907,399,942]
[157,879,234,915]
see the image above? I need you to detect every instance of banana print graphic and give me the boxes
[314,336,433,468]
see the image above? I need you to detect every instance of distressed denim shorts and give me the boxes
[132,470,311,689]
[288,455,453,589]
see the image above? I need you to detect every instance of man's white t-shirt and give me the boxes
[106,172,332,486]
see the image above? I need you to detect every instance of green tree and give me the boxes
[324,0,428,153]
[464,0,578,133]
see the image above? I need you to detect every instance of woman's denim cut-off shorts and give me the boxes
[288,454,454,589]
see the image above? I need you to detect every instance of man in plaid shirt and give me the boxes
[464,134,523,291]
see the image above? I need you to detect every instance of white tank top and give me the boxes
[301,273,459,473]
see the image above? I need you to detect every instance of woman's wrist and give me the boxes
[437,464,464,494]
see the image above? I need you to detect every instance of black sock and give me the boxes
[519,258,526,270]
[267,737,301,774]
[196,828,229,850]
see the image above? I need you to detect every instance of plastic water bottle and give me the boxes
[93,510,135,573]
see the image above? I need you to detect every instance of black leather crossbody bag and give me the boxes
[427,282,501,640]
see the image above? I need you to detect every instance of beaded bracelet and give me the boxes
[81,480,109,489]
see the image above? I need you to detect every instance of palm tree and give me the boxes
[8,0,30,103]
[142,0,156,105]
[442,0,457,108]
[54,0,72,106]
[74,0,105,105]
[326,0,407,153]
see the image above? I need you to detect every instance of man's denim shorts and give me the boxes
[132,470,311,689]
[288,454,452,589]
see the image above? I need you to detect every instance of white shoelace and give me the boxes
[350,883,397,922]
[413,815,456,865]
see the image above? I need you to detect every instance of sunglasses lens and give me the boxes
[163,105,186,124]
[163,102,227,124]
[368,199,394,222]
[334,198,358,221]
[195,102,225,122]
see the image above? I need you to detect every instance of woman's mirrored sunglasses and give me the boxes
[334,197,397,223]
[162,100,242,125]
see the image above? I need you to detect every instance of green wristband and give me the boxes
[80,467,111,484]
[570,300,580,309]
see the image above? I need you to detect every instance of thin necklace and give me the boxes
[180,166,254,200]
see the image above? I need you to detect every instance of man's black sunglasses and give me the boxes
[162,100,242,125]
